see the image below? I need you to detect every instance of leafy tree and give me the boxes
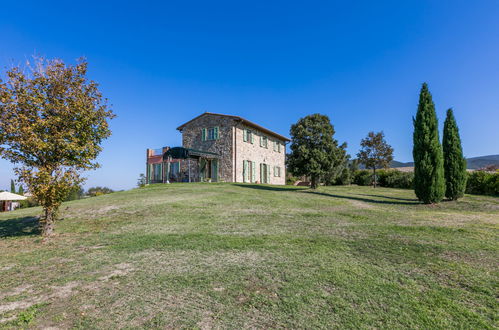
[357,131,394,188]
[443,109,467,200]
[64,185,84,201]
[87,186,114,197]
[137,173,147,187]
[10,179,15,193]
[413,83,445,203]
[288,114,348,189]
[0,57,114,237]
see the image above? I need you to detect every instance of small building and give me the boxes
[0,191,27,212]
[146,112,289,184]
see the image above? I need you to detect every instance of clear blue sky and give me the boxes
[1,0,498,191]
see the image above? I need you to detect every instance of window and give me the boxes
[260,135,268,148]
[243,160,256,182]
[273,141,282,152]
[260,163,270,183]
[274,166,281,177]
[243,129,254,144]
[153,163,162,181]
[202,127,219,141]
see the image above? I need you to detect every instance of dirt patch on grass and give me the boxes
[0,281,80,314]
[99,263,135,281]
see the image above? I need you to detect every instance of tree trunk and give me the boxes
[42,208,57,237]
[373,167,377,188]
[311,176,318,189]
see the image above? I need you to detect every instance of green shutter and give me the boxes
[260,163,264,183]
[214,127,219,140]
[250,132,254,144]
[243,160,248,182]
[202,128,207,141]
[212,159,218,182]
[200,159,206,181]
[267,164,271,183]
[251,161,256,183]
[243,129,247,142]
[259,135,262,147]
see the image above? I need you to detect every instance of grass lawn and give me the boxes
[0,183,497,328]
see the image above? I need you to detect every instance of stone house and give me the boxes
[146,112,289,185]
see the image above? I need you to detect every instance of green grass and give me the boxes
[0,183,497,328]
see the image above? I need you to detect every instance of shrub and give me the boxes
[378,170,414,189]
[466,171,499,196]
[353,170,372,186]
[353,169,413,189]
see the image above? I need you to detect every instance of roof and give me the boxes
[0,191,27,201]
[176,112,290,142]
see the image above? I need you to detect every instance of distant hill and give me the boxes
[389,154,499,170]
[465,155,499,169]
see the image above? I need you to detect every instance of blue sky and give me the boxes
[1,0,498,191]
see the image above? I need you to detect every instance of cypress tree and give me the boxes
[442,108,467,200]
[10,179,15,193]
[413,83,445,203]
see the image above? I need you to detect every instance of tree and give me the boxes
[442,108,467,200]
[137,173,147,187]
[357,131,394,188]
[18,185,24,195]
[65,185,85,201]
[413,83,445,203]
[288,114,348,189]
[10,179,15,193]
[87,186,114,197]
[0,57,114,237]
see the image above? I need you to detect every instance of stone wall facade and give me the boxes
[180,114,237,182]
[179,113,287,184]
[233,124,286,185]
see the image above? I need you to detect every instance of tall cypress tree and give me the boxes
[10,179,16,193]
[413,83,445,203]
[442,108,467,200]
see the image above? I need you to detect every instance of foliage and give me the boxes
[412,83,445,203]
[357,131,394,187]
[65,185,85,201]
[442,109,467,200]
[18,185,24,195]
[288,114,348,188]
[353,169,414,189]
[137,173,147,187]
[87,186,114,197]
[378,170,414,189]
[466,171,499,196]
[352,170,373,186]
[286,175,299,185]
[0,57,114,236]
[10,179,16,193]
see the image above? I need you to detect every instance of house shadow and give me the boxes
[234,184,419,206]
[233,184,304,192]
[0,216,40,238]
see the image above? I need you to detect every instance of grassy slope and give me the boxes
[0,184,497,329]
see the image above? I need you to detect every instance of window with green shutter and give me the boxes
[251,161,256,182]
[202,128,207,141]
[243,160,248,182]
[260,136,267,148]
[243,129,247,142]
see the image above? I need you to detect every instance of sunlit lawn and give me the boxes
[0,183,497,328]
